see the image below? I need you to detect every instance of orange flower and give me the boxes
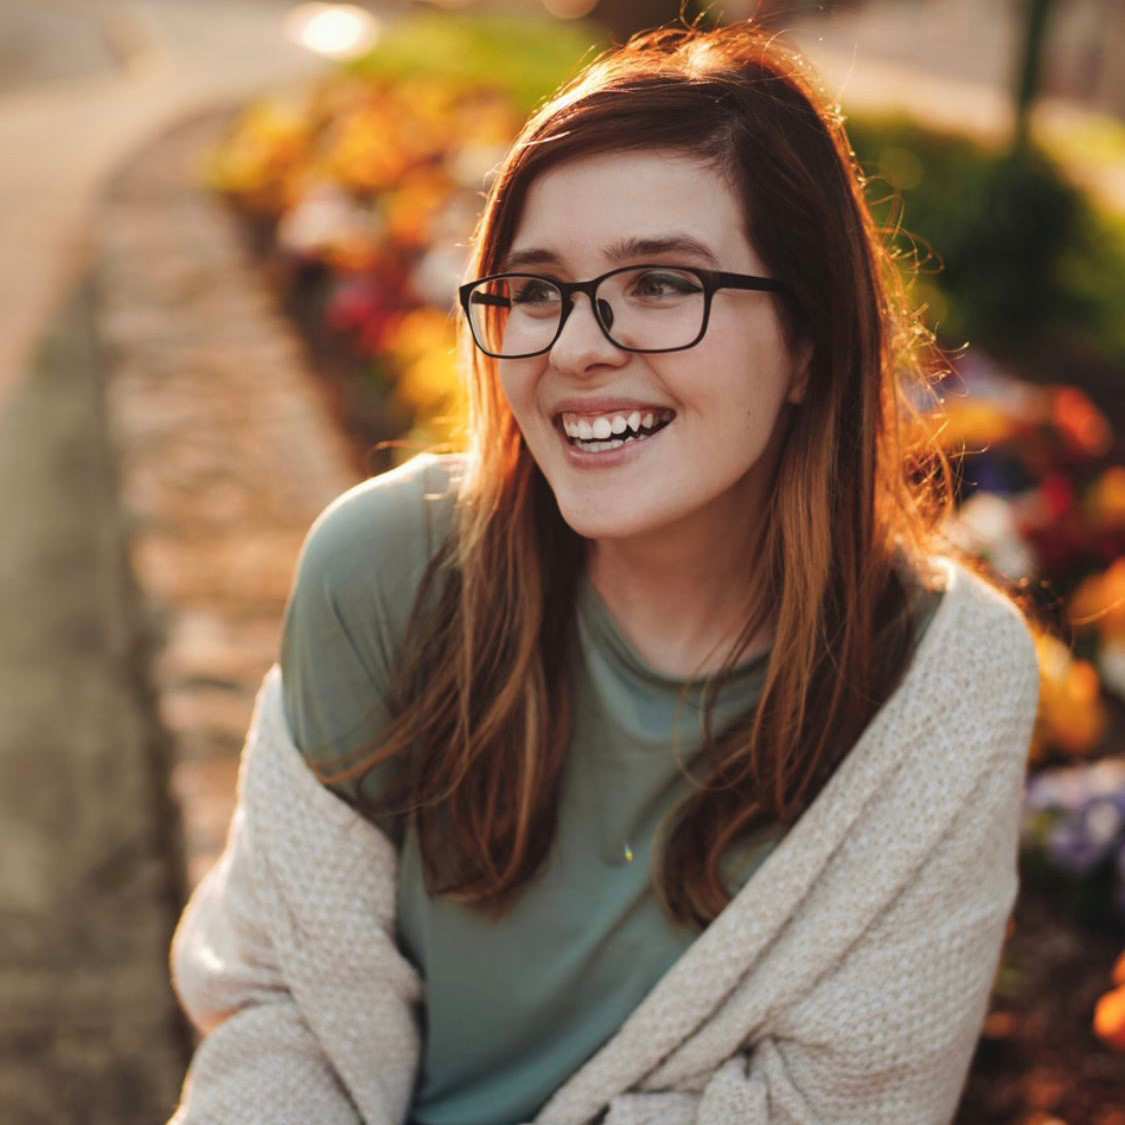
[1050,386,1113,459]
[1094,963,1125,1051]
[1031,632,1107,759]
[326,235,384,275]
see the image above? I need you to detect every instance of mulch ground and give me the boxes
[956,884,1125,1125]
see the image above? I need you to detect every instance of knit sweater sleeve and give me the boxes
[588,583,1039,1125]
[167,805,365,1125]
[167,669,423,1125]
[727,748,1024,1124]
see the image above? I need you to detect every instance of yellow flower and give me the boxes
[384,171,453,247]
[398,350,466,418]
[206,99,314,213]
[453,92,522,146]
[383,308,465,423]
[1032,631,1107,759]
[396,77,458,137]
[323,104,412,193]
[1086,466,1125,533]
[931,398,1022,453]
[384,307,451,359]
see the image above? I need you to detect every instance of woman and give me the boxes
[169,22,1040,1125]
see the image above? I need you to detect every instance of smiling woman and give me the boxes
[167,21,1041,1125]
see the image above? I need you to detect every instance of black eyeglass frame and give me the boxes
[458,264,788,359]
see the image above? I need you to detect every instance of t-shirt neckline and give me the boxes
[575,575,771,694]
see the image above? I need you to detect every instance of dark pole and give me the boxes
[1014,0,1056,153]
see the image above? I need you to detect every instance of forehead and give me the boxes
[507,149,752,268]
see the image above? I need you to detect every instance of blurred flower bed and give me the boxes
[206,11,1125,1100]
[932,359,1125,941]
[207,13,598,452]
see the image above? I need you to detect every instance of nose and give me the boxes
[549,293,628,377]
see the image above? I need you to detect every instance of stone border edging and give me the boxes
[95,107,360,889]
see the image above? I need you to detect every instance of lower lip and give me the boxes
[557,423,668,468]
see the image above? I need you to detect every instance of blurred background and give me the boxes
[0,1,1122,1122]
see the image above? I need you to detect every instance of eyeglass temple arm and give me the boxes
[468,291,511,308]
[712,271,787,294]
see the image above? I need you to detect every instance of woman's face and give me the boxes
[497,149,807,549]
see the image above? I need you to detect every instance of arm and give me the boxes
[167,672,422,1125]
[168,806,364,1125]
[598,718,1030,1125]
[168,466,447,1124]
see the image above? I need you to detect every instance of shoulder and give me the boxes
[289,452,465,627]
[280,454,466,763]
[296,453,464,582]
[284,452,465,667]
[925,557,1037,674]
[902,556,1040,750]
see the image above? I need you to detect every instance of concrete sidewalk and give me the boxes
[0,279,190,1123]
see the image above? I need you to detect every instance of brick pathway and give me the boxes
[95,109,359,891]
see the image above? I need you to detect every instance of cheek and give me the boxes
[497,361,549,441]
[497,362,529,415]
[682,344,796,456]
[713,318,795,403]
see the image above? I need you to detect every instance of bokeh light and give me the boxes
[283,3,382,59]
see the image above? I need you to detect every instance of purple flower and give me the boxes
[1025,758,1125,815]
[1045,794,1125,876]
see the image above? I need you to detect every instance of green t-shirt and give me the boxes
[280,454,940,1125]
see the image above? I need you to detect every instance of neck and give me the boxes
[587,508,770,679]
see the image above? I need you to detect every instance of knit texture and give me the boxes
[169,558,1039,1125]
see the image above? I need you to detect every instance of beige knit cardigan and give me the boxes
[169,558,1040,1125]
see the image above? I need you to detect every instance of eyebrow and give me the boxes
[500,234,722,272]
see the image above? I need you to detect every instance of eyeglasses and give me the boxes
[458,264,787,359]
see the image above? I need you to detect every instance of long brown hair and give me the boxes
[321,23,951,928]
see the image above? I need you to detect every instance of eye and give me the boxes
[629,269,703,301]
[511,278,561,307]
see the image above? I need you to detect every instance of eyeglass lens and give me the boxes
[467,267,707,357]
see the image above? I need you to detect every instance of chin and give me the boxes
[552,494,667,544]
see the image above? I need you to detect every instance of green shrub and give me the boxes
[847,116,1125,371]
[346,13,604,111]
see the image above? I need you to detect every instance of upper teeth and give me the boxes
[562,410,672,440]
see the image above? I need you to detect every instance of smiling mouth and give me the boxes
[558,409,675,452]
